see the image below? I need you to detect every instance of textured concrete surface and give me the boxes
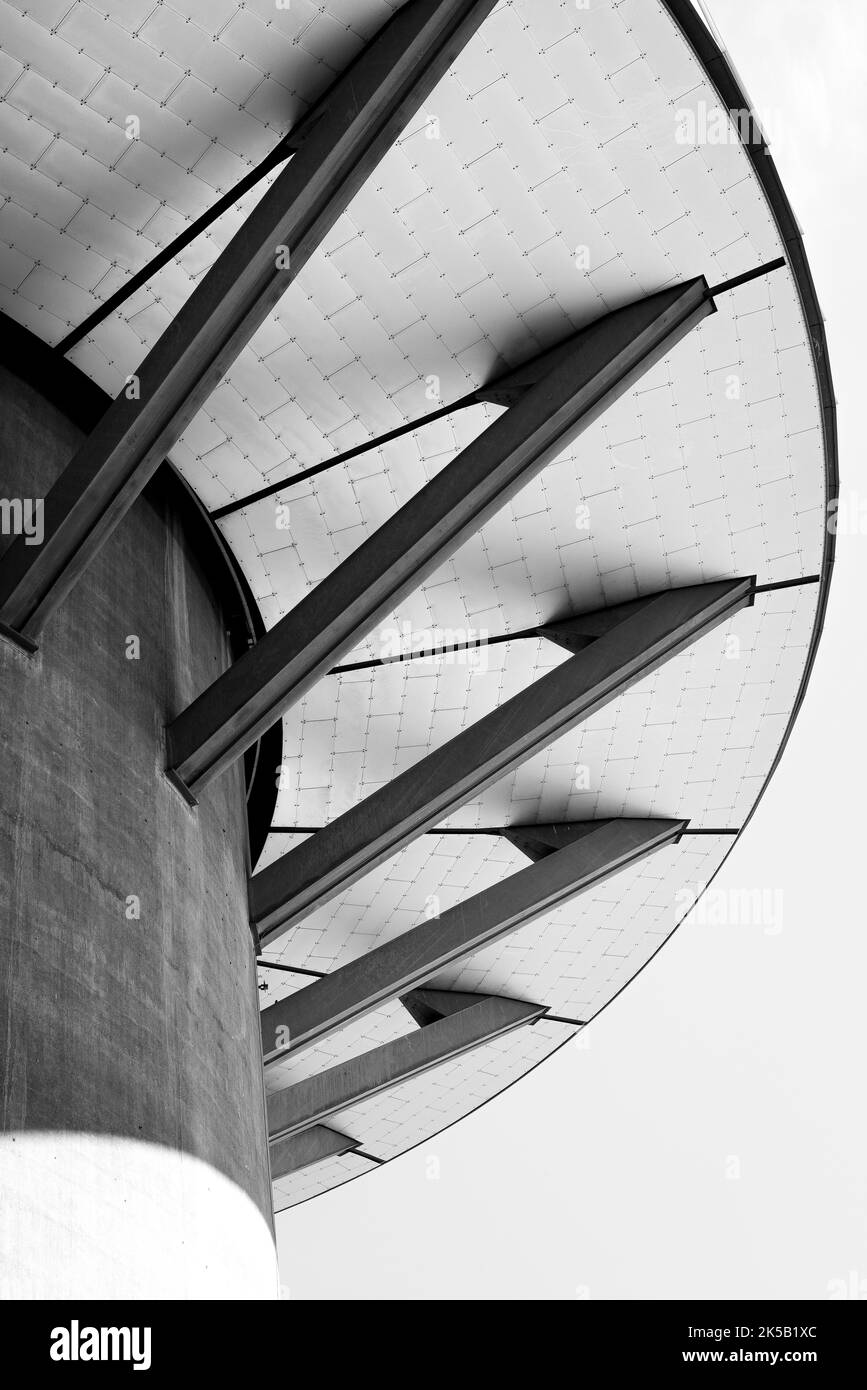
[0,365,275,1296]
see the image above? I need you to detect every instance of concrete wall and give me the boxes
[0,366,277,1298]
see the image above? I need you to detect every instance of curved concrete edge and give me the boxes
[0,1134,279,1300]
[0,317,282,870]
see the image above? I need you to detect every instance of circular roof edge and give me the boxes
[273,0,841,1210]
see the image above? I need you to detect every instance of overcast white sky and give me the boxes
[278,0,866,1300]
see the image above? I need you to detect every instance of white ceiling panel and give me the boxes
[272,1150,380,1214]
[0,0,831,1209]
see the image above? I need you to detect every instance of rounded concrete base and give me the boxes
[0,1134,279,1299]
[0,356,277,1299]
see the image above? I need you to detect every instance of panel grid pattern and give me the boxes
[0,0,829,1207]
[271,1017,573,1210]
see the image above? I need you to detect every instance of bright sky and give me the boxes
[278,0,866,1300]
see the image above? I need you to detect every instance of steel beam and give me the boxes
[267,991,545,1142]
[0,0,499,640]
[269,1124,359,1181]
[56,141,293,357]
[210,395,480,518]
[252,577,753,941]
[166,275,714,795]
[261,817,686,1060]
[210,261,723,519]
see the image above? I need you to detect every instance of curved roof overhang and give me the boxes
[0,0,836,1211]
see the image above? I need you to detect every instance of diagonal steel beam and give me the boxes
[252,577,753,942]
[0,0,499,642]
[269,1124,359,1181]
[261,817,686,1060]
[497,820,615,862]
[267,991,545,1142]
[166,275,715,796]
[56,141,293,357]
[56,75,346,358]
[227,254,774,513]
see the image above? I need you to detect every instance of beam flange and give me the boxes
[399,987,475,1026]
[0,0,500,640]
[269,1124,359,1181]
[252,577,753,941]
[267,991,545,1142]
[498,818,648,863]
[260,817,686,1060]
[165,276,715,796]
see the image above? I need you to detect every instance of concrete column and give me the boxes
[0,365,277,1298]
